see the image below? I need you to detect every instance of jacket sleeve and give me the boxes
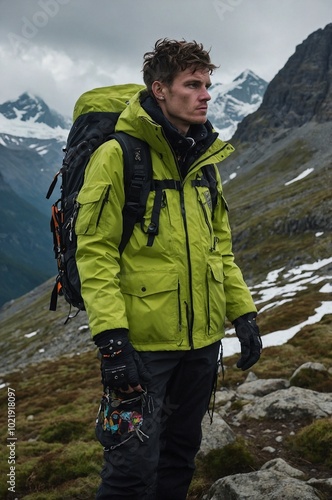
[75,140,129,337]
[212,167,257,322]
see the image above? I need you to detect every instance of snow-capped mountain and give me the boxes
[0,91,71,133]
[0,93,71,211]
[208,69,268,140]
[0,93,72,307]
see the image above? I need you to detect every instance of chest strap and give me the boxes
[143,173,216,247]
[144,179,182,246]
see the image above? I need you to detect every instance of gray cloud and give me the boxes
[1,0,331,115]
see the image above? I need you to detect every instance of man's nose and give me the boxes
[201,87,211,101]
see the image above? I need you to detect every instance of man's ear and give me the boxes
[151,81,166,101]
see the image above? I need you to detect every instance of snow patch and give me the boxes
[320,283,332,293]
[223,257,332,357]
[223,302,332,357]
[24,330,39,339]
[285,168,314,186]
[78,325,89,332]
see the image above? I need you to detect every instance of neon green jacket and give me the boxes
[75,86,256,350]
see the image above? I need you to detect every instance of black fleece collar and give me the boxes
[140,93,218,175]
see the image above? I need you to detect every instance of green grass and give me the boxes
[0,353,102,500]
[286,418,332,467]
[189,438,256,498]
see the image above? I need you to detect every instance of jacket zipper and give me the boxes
[96,185,111,226]
[179,185,194,348]
[177,281,182,331]
[159,129,195,347]
[172,138,195,349]
[158,130,229,349]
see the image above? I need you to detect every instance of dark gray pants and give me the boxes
[96,341,221,500]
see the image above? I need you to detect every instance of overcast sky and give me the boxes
[1,0,331,117]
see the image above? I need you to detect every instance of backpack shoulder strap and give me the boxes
[112,132,152,254]
[192,164,218,218]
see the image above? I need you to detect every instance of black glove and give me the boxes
[96,330,151,391]
[233,312,262,371]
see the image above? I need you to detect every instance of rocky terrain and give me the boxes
[199,363,332,499]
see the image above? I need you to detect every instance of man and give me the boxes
[76,38,262,500]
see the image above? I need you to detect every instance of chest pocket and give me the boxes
[76,184,111,236]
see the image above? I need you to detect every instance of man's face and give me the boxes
[154,67,212,135]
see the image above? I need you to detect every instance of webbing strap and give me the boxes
[146,179,182,246]
[191,178,210,188]
[46,171,60,199]
[151,179,182,191]
[201,165,218,216]
[147,189,162,247]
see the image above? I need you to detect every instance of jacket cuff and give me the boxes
[93,328,129,348]
[232,311,257,325]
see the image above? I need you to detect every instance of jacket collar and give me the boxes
[115,89,234,174]
[140,93,219,174]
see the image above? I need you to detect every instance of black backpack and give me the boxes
[46,84,219,315]
[46,84,152,313]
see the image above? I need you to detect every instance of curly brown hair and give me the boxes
[142,38,217,93]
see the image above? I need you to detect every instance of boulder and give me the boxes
[200,413,235,454]
[237,386,332,420]
[204,466,321,500]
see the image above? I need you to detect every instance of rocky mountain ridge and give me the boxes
[232,22,332,144]
[0,93,71,307]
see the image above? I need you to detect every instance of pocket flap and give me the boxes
[120,272,178,297]
[208,262,224,283]
[77,184,109,205]
[75,184,110,235]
